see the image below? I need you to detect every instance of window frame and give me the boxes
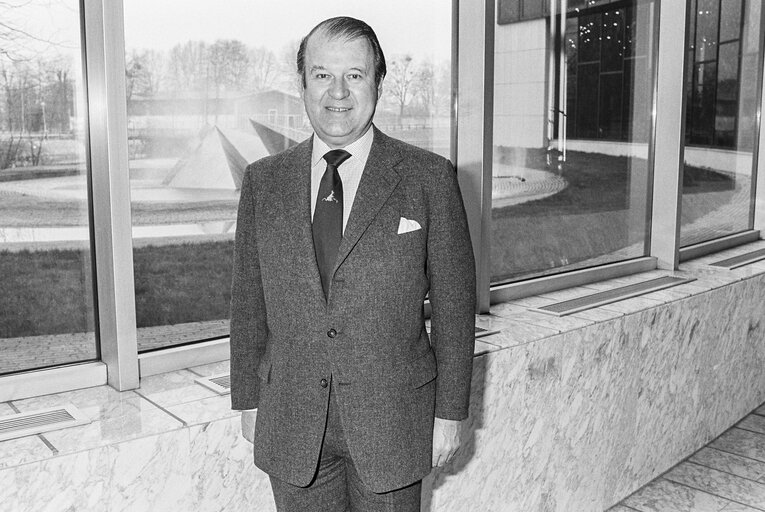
[2,0,765,401]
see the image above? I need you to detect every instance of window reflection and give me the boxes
[123,1,451,351]
[0,0,96,374]
[681,0,760,246]
[492,0,656,284]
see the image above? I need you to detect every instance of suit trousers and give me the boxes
[269,379,422,512]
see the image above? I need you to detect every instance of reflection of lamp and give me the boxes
[40,101,47,137]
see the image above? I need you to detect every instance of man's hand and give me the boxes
[240,409,257,444]
[432,417,462,467]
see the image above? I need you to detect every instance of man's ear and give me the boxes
[377,82,383,101]
[297,73,305,98]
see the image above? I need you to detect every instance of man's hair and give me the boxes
[297,16,387,89]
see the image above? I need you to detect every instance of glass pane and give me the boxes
[689,61,718,145]
[579,14,602,63]
[715,42,739,147]
[576,63,600,138]
[123,1,452,351]
[688,0,698,51]
[719,0,743,43]
[695,0,720,62]
[492,0,656,284]
[599,73,624,139]
[680,0,761,247]
[0,0,97,374]
[601,9,625,72]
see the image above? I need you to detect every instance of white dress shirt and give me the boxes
[310,127,374,234]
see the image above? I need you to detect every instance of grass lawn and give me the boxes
[133,241,234,328]
[0,249,96,337]
[491,147,735,282]
[0,241,233,338]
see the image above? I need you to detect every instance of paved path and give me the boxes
[492,165,568,208]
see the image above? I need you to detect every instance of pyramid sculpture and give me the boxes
[249,118,303,155]
[163,125,270,190]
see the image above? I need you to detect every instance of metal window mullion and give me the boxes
[649,0,689,269]
[710,0,723,146]
[754,0,765,234]
[82,0,138,390]
[456,0,494,313]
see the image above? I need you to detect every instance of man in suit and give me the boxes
[230,16,475,511]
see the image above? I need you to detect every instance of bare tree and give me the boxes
[46,55,74,132]
[125,49,165,101]
[0,0,74,62]
[248,46,279,92]
[411,59,451,118]
[1,60,33,133]
[413,60,435,117]
[434,59,452,117]
[0,1,78,168]
[208,39,250,93]
[0,60,34,167]
[279,39,301,95]
[167,40,208,94]
[206,39,249,123]
[385,54,416,123]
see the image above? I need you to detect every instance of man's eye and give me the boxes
[347,74,362,80]
[314,73,330,79]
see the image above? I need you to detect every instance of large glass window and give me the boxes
[680,0,762,246]
[492,0,657,284]
[123,1,452,351]
[0,0,97,374]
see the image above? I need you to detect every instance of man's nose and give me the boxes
[329,77,350,100]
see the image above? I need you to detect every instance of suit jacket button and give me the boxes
[327,329,337,338]
[320,378,328,388]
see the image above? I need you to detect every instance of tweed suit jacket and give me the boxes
[230,127,476,493]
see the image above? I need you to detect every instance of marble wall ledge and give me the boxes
[1,240,765,511]
[1,242,764,467]
[424,270,765,511]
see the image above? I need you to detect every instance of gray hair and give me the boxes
[296,16,387,89]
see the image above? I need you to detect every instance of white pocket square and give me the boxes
[397,217,421,234]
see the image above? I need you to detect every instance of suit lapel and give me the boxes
[279,137,325,302]
[333,128,402,273]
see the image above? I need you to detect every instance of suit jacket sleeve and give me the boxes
[427,159,476,421]
[230,167,269,410]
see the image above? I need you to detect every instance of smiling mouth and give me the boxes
[326,107,351,112]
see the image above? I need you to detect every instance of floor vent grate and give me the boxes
[475,326,500,338]
[529,276,695,317]
[709,248,765,269]
[0,404,90,442]
[195,373,231,395]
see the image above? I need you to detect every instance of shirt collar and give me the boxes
[311,126,375,167]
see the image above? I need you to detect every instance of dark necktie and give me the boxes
[313,149,351,299]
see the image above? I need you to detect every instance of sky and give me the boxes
[0,0,81,61]
[1,1,451,66]
[122,0,452,61]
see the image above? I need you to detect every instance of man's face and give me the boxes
[301,30,382,148]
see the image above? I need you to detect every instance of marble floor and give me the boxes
[609,403,765,512]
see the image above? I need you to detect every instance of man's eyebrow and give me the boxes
[308,65,368,74]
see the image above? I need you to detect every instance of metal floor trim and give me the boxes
[528,276,695,317]
[195,373,231,395]
[475,326,501,338]
[709,248,765,270]
[0,404,90,442]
